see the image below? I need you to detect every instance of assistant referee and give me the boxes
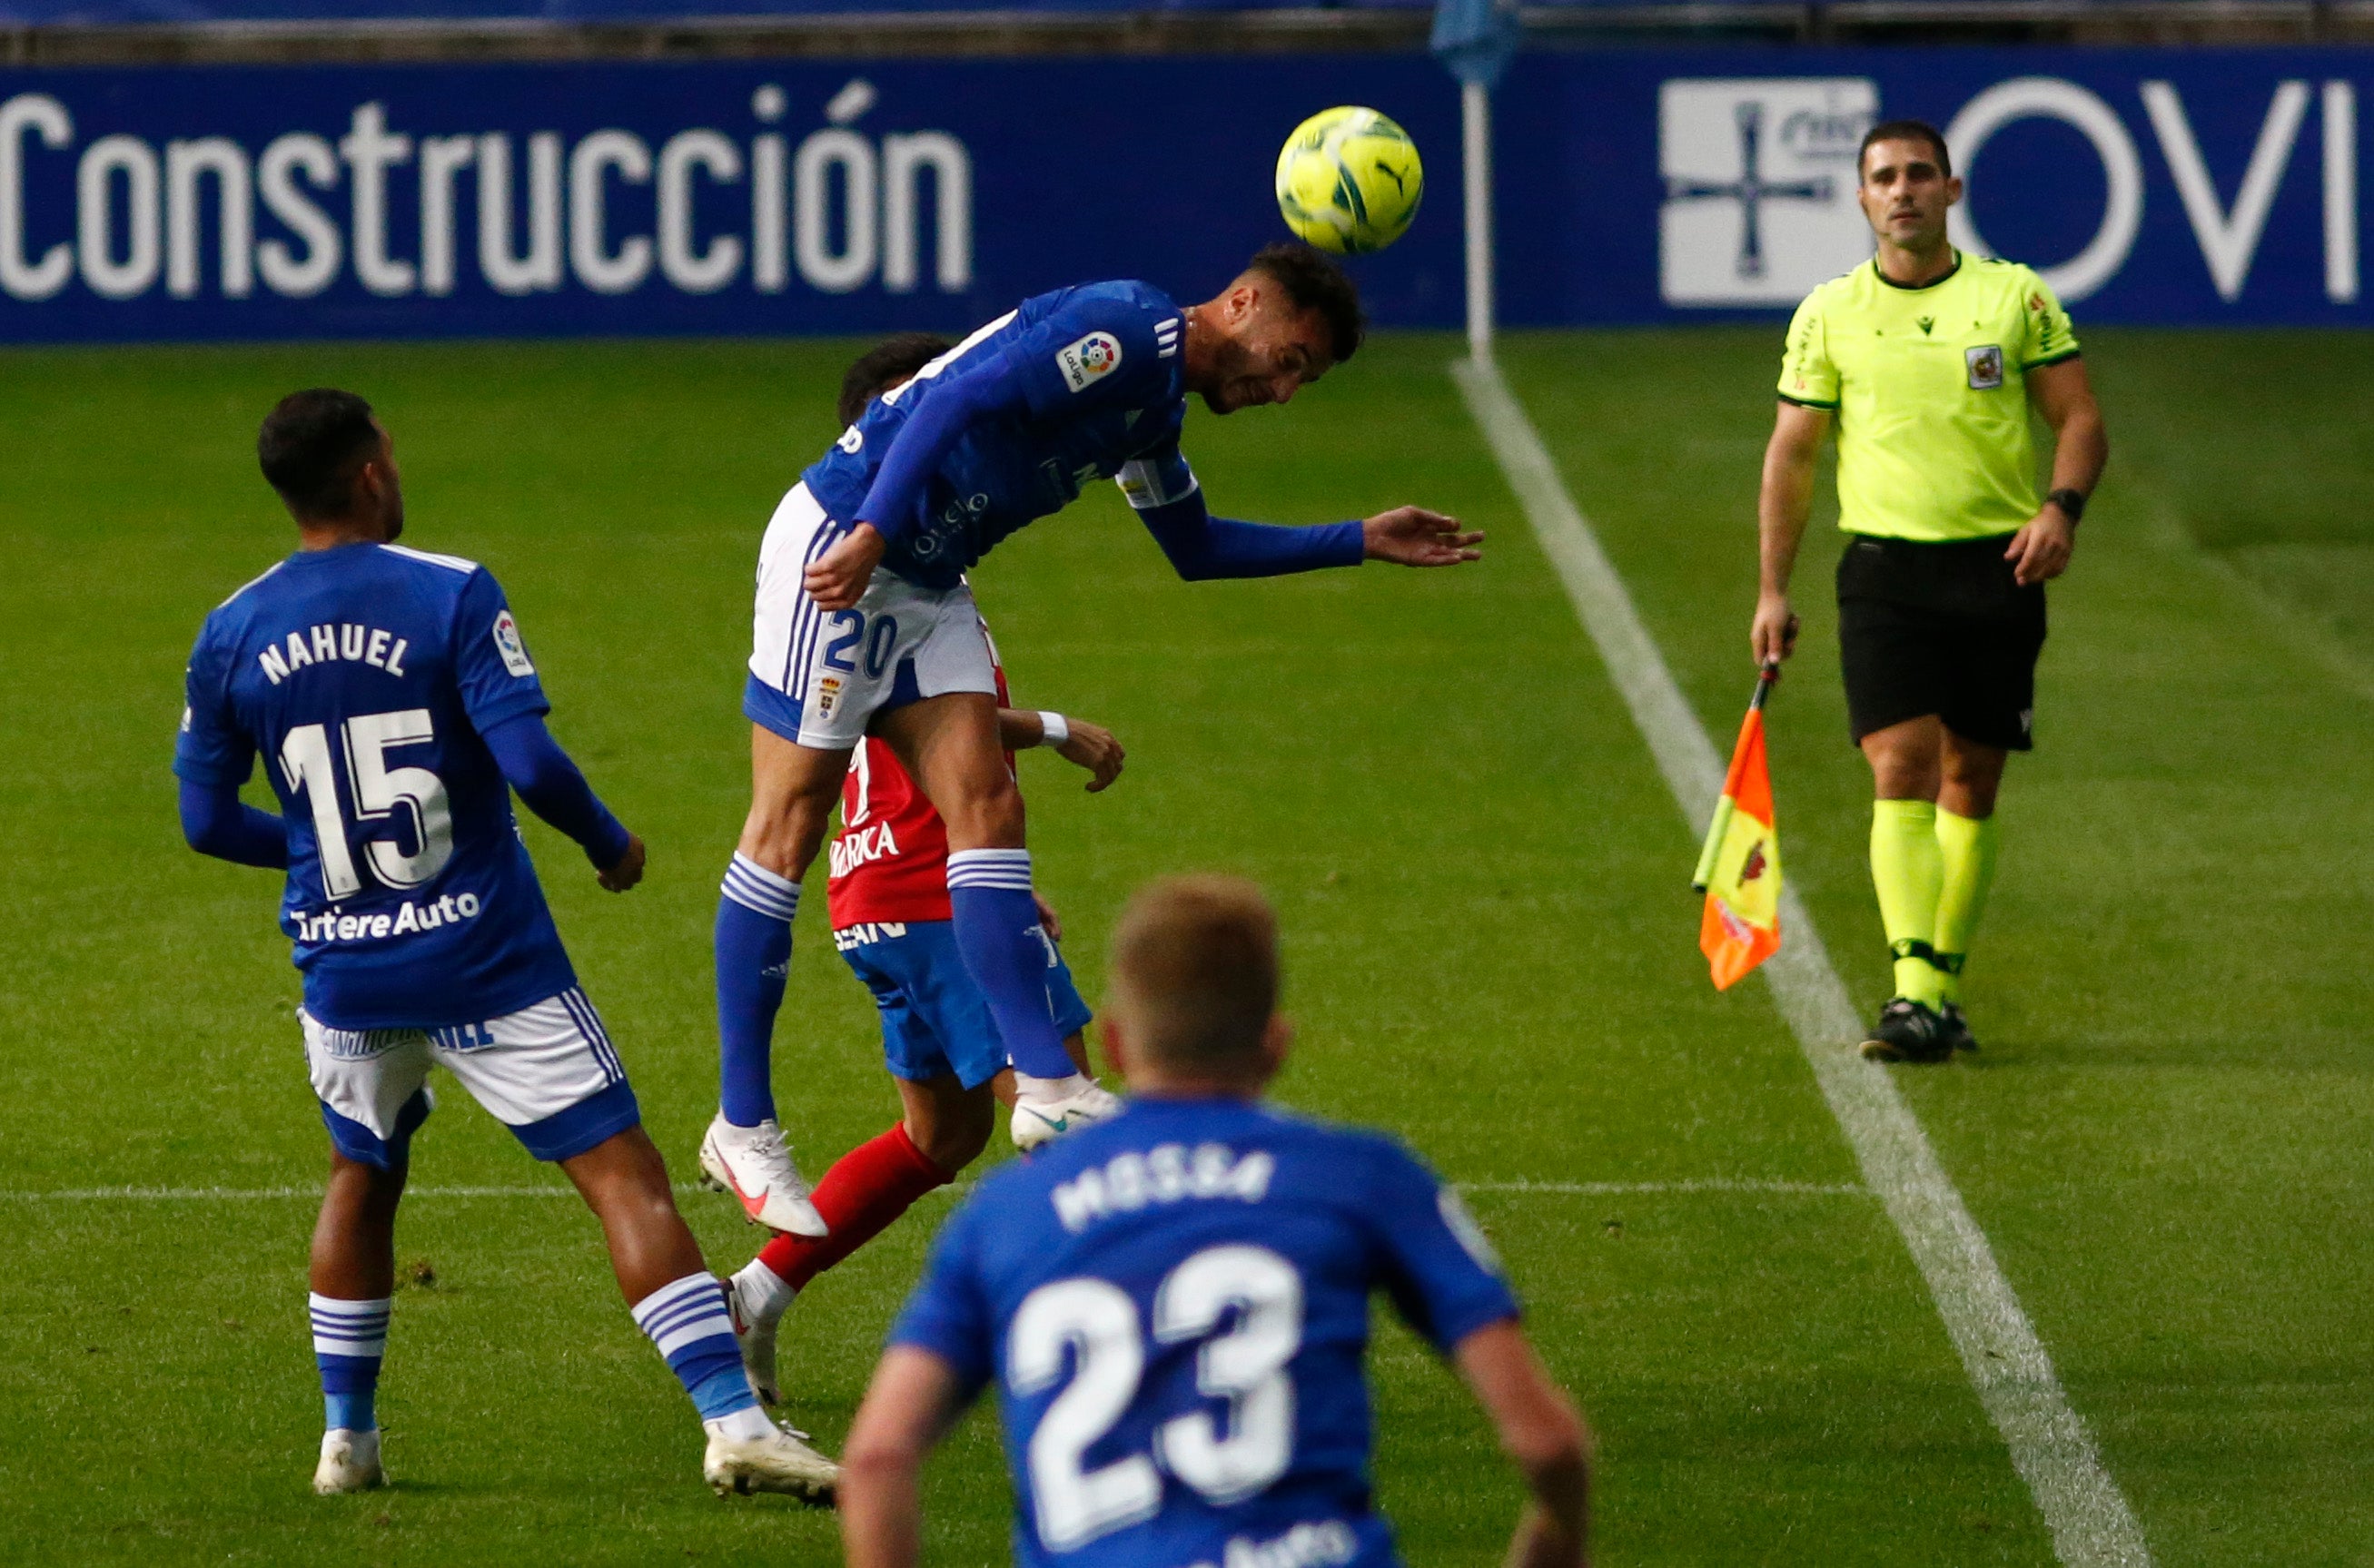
[1750,119,2109,1064]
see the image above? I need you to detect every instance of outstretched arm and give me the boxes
[480,713,644,891]
[179,778,289,869]
[1454,1319,1592,1568]
[1123,449,1480,580]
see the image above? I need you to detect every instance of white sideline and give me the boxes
[1451,356,2153,1568]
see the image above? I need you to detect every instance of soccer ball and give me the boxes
[1274,106,1425,255]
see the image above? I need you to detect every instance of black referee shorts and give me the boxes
[1835,533,2046,752]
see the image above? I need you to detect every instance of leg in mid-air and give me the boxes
[875,690,1118,1134]
[729,1073,977,1403]
[727,907,1103,1404]
[702,725,849,1237]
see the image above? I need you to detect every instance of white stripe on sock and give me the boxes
[722,853,802,921]
[631,1273,735,1361]
[309,1293,391,1358]
[947,848,1033,891]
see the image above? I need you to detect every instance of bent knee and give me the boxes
[906,1101,994,1173]
[938,774,1025,848]
[738,783,842,873]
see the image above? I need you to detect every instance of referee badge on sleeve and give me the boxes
[1966,344,2005,390]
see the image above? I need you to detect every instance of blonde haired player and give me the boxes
[839,877,1591,1568]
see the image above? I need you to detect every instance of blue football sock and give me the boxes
[946,849,1074,1080]
[717,853,798,1128]
[630,1272,762,1422]
[311,1293,390,1434]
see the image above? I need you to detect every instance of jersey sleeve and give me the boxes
[453,567,553,738]
[1361,1137,1521,1353]
[1114,441,1200,512]
[1776,289,1840,409]
[885,1191,998,1395]
[2016,268,2082,369]
[1000,291,1178,420]
[172,616,255,787]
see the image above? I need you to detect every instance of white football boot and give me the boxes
[698,1114,827,1237]
[312,1427,384,1494]
[1011,1080,1124,1154]
[704,1420,839,1504]
[727,1267,786,1405]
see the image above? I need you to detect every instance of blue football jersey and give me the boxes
[889,1097,1519,1568]
[803,280,1189,589]
[173,541,577,1030]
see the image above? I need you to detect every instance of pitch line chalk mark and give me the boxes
[0,1177,1864,1203]
[1452,355,2153,1568]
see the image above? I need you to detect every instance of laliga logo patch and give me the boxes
[492,609,535,676]
[1966,344,2005,390]
[1056,331,1123,393]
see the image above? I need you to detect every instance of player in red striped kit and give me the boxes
[717,337,1126,1405]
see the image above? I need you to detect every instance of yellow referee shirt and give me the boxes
[1777,252,2079,542]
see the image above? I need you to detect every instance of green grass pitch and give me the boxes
[2,327,2370,1565]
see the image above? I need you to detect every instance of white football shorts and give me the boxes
[745,482,997,751]
[302,987,638,1167]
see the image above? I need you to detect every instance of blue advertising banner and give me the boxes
[0,57,1465,342]
[1497,45,2372,327]
[0,45,2366,341]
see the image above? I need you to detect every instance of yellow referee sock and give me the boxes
[1870,800,1945,1007]
[1933,809,2000,1009]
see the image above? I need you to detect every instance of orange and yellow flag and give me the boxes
[1692,670,1783,990]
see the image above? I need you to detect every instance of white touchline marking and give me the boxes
[1453,355,2153,1568]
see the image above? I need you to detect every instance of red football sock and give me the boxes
[754,1121,951,1293]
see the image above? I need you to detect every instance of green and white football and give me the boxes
[1274,106,1425,255]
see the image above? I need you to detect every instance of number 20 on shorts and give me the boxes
[821,611,900,680]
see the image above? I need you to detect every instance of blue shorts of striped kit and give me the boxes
[745,482,998,751]
[836,919,1094,1090]
[302,987,640,1168]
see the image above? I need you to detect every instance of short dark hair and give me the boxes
[1859,119,1953,182]
[258,389,381,518]
[1110,875,1281,1072]
[1244,241,1365,366]
[838,332,955,426]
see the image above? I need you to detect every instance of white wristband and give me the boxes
[1036,711,1070,748]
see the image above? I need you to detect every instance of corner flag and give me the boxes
[1692,666,1783,990]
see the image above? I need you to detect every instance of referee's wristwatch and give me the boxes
[2045,488,2088,525]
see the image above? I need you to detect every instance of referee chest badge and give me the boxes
[1966,344,2005,390]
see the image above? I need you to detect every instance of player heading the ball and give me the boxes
[704,242,1483,1226]
[839,876,1592,1568]
[175,390,836,1504]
